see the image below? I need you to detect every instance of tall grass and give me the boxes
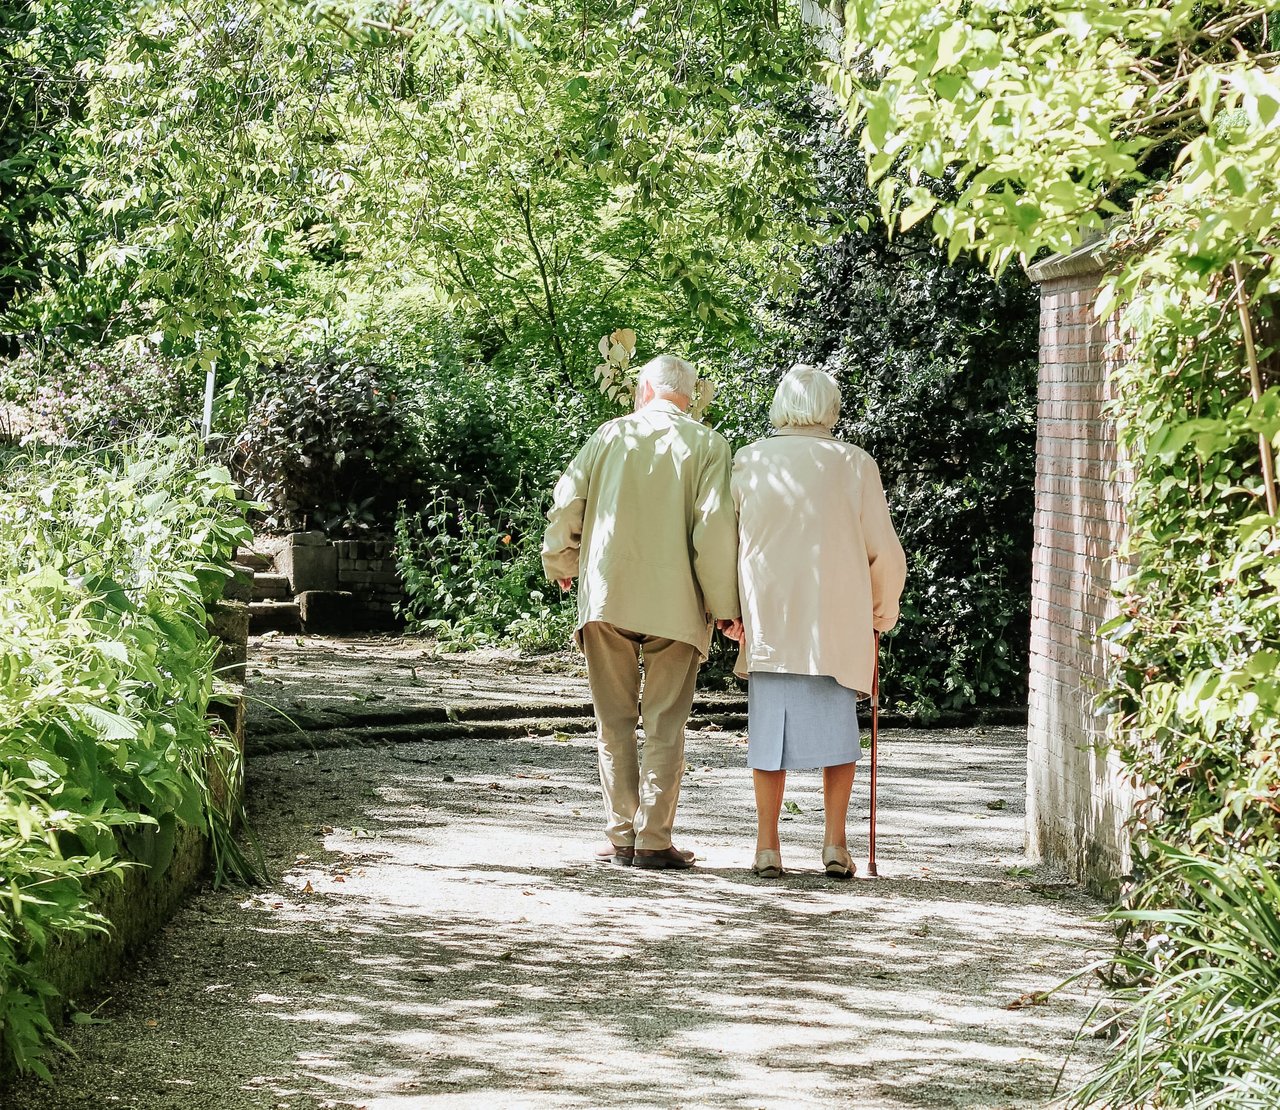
[1073,848,1280,1108]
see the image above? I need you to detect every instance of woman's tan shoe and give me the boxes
[822,845,854,879]
[751,849,783,879]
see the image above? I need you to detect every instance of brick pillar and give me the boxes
[1025,245,1133,894]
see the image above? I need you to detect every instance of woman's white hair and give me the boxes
[769,363,841,429]
[636,354,697,399]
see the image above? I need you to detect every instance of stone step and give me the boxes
[249,600,301,634]
[247,693,751,740]
[234,550,273,572]
[246,703,752,753]
[252,572,291,601]
[297,590,356,634]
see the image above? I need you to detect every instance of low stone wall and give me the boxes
[39,824,209,1011]
[36,574,249,1020]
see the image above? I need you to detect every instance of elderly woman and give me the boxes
[730,364,907,879]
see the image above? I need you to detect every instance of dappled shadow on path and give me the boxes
[8,726,1108,1110]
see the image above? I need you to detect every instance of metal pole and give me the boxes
[867,631,880,878]
[201,365,216,442]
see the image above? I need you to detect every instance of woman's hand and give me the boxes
[715,618,744,642]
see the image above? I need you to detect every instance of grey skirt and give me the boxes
[746,672,862,771]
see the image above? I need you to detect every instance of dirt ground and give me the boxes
[6,637,1112,1110]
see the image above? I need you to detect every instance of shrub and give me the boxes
[721,127,1039,718]
[229,350,428,534]
[0,438,252,1076]
[413,365,569,510]
[227,326,581,538]
[394,491,576,652]
[0,349,200,445]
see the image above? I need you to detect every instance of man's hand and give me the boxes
[557,578,573,592]
[715,618,744,642]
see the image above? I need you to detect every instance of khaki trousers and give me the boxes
[580,621,701,851]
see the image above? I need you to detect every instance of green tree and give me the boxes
[0,0,124,354]
[355,0,825,385]
[8,0,824,385]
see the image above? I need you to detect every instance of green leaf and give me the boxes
[79,706,140,742]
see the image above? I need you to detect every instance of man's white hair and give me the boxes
[769,363,841,429]
[636,354,697,399]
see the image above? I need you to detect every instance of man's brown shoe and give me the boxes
[633,846,694,870]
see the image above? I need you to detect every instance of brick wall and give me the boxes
[334,537,404,627]
[1025,245,1133,894]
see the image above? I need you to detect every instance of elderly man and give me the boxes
[542,354,740,870]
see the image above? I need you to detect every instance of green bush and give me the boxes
[226,322,586,538]
[0,350,201,446]
[395,492,575,653]
[0,438,252,1076]
[229,349,429,534]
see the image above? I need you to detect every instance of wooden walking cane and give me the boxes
[867,632,881,878]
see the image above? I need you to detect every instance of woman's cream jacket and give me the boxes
[732,426,906,696]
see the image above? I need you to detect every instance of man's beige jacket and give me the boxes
[542,399,740,658]
[731,426,907,696]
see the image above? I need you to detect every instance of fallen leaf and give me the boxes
[301,881,315,894]
[1006,990,1050,1011]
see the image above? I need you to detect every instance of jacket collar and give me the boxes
[773,424,836,440]
[642,398,691,417]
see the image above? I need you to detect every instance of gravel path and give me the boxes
[6,645,1112,1109]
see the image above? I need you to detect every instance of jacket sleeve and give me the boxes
[861,458,907,632]
[691,435,741,619]
[542,437,594,582]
